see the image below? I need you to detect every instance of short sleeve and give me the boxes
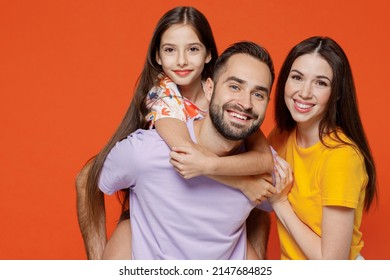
[320,145,367,208]
[98,133,141,195]
[145,75,188,127]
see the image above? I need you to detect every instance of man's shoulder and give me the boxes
[121,120,195,151]
[128,128,162,142]
[110,129,164,157]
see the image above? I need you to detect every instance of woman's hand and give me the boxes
[169,144,217,179]
[269,155,293,204]
[240,174,278,205]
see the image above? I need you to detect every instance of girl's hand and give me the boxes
[269,155,293,204]
[241,174,278,205]
[169,144,217,179]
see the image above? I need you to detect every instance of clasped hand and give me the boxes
[169,145,293,206]
[169,144,217,179]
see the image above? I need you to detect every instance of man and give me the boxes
[96,41,276,259]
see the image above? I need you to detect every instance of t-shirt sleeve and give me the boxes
[145,76,188,127]
[320,145,368,208]
[98,133,141,195]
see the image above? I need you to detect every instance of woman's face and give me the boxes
[284,53,333,130]
[156,24,211,88]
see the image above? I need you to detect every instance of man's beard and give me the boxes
[209,102,263,141]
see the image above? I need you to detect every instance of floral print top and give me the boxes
[145,74,206,128]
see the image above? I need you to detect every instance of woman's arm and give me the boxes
[271,156,354,259]
[272,201,354,259]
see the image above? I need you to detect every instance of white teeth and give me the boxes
[231,112,247,120]
[296,101,313,109]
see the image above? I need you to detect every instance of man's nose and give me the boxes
[237,91,253,110]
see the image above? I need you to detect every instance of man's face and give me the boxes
[208,53,272,141]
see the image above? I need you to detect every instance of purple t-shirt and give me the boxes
[99,119,270,259]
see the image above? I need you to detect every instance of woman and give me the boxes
[268,36,377,259]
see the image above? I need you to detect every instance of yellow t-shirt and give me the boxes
[269,128,368,260]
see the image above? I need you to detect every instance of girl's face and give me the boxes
[284,53,333,131]
[156,24,211,87]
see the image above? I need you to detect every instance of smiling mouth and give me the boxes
[294,99,314,110]
[227,110,252,121]
[174,70,192,76]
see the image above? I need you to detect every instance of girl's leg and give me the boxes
[246,239,260,260]
[102,219,132,259]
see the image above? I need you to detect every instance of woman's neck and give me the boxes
[296,122,321,148]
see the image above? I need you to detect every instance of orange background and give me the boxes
[1,0,389,260]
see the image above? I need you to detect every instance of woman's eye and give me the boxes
[291,75,302,81]
[317,80,328,87]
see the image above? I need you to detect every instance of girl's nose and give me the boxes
[177,51,188,67]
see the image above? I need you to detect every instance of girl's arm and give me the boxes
[155,118,197,150]
[271,156,354,259]
[170,129,274,177]
[214,129,274,175]
[156,118,277,204]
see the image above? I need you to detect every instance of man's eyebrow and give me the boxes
[224,76,245,85]
[224,76,269,94]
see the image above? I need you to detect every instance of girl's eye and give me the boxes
[189,47,200,52]
[164,47,175,53]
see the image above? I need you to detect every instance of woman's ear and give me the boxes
[156,50,162,65]
[203,78,214,102]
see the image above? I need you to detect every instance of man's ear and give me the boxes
[203,78,214,102]
[156,50,162,65]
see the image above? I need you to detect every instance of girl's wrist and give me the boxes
[205,157,218,175]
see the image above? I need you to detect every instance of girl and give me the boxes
[77,6,276,260]
[268,36,377,259]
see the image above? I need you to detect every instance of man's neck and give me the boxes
[193,117,243,157]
